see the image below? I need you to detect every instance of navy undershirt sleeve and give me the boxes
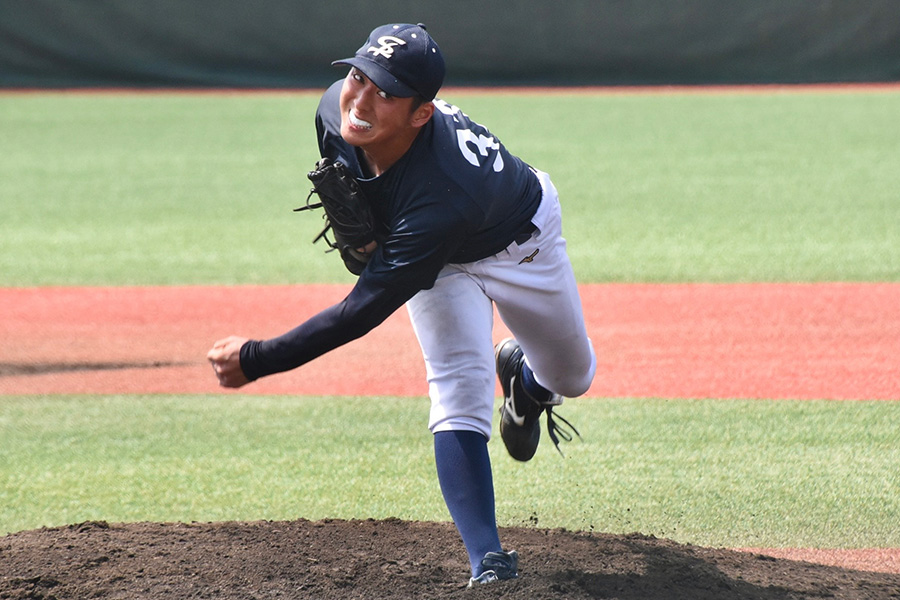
[239,275,415,382]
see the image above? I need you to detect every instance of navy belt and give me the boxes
[514,223,537,245]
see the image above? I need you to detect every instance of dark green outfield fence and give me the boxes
[1,0,898,88]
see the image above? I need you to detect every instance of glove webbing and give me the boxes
[295,187,372,253]
[294,190,334,249]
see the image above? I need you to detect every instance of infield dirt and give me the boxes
[2,283,898,399]
[3,519,900,600]
[1,283,899,599]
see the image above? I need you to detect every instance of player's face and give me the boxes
[339,68,425,150]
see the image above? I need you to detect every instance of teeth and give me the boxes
[349,110,372,129]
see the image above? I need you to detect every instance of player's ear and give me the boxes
[410,101,434,128]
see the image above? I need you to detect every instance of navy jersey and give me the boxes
[240,81,543,381]
[316,80,542,291]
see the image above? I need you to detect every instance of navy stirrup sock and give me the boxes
[521,361,552,403]
[433,430,502,576]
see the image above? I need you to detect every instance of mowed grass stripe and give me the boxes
[1,395,898,548]
[1,90,898,285]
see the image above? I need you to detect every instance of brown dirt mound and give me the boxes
[2,519,899,600]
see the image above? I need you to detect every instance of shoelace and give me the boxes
[546,407,582,456]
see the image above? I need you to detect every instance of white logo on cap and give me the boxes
[367,36,407,59]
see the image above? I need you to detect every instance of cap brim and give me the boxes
[332,57,418,98]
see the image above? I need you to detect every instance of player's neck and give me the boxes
[359,128,421,177]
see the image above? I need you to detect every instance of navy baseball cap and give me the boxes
[332,23,445,101]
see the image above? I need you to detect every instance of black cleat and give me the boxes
[495,338,578,461]
[467,550,519,587]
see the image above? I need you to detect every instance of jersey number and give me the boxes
[434,100,504,172]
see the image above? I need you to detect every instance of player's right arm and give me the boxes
[207,335,251,388]
[233,270,419,383]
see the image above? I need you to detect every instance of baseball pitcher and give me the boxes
[208,23,596,587]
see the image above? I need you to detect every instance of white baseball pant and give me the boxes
[406,170,596,438]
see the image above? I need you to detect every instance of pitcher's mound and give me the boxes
[2,518,898,599]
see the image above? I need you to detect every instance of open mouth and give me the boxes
[349,110,372,130]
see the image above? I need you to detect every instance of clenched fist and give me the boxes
[207,336,251,388]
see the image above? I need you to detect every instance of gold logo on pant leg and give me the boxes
[518,248,540,264]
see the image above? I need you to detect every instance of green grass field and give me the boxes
[1,89,898,285]
[1,89,898,545]
[2,395,899,547]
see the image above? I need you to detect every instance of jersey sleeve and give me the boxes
[364,190,470,293]
[238,81,421,382]
[239,273,414,382]
[238,190,468,382]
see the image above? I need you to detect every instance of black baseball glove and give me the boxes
[295,158,375,276]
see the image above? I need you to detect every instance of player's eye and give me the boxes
[376,90,393,100]
[349,69,368,85]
